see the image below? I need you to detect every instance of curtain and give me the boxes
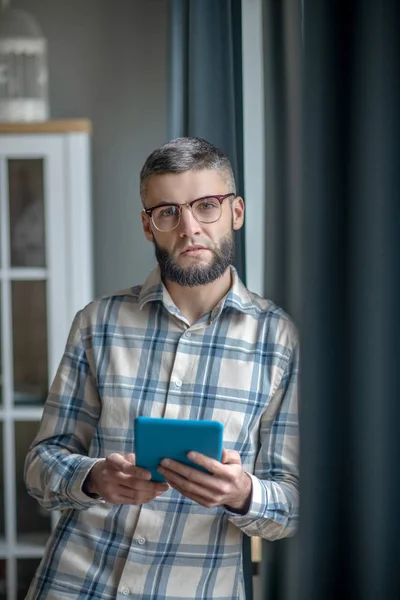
[168,0,246,282]
[298,1,400,598]
[261,1,303,598]
[262,0,400,598]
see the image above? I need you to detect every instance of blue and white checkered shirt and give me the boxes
[25,266,299,600]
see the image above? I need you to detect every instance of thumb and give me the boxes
[222,448,242,465]
[124,453,136,465]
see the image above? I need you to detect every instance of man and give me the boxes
[25,137,299,600]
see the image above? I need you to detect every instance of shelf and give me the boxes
[0,268,48,280]
[15,533,49,558]
[0,123,93,600]
[0,119,92,134]
[0,407,44,421]
[0,534,49,559]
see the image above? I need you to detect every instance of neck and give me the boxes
[164,267,232,325]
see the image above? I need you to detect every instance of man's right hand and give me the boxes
[84,453,169,504]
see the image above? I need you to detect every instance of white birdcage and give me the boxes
[0,5,49,121]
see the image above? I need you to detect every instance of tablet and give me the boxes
[134,417,223,482]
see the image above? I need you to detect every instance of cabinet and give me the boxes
[0,120,93,599]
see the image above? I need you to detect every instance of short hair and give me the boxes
[140,137,236,204]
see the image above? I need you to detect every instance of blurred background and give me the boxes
[0,0,399,599]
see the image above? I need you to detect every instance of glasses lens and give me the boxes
[192,197,222,223]
[152,205,180,231]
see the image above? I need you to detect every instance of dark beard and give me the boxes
[154,232,235,287]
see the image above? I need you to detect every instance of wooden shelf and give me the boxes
[0,119,92,134]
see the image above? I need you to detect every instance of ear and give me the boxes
[141,210,154,242]
[232,196,245,231]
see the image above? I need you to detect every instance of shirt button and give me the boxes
[121,587,130,596]
[185,331,191,337]
[137,537,146,545]
[175,379,182,388]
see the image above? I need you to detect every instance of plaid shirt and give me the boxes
[25,267,299,600]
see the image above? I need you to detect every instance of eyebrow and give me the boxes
[146,195,217,210]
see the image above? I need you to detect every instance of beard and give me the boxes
[154,231,235,287]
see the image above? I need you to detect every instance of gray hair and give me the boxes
[140,137,236,204]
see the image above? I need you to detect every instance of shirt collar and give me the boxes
[138,265,256,318]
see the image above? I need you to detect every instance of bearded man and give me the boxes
[24,137,299,600]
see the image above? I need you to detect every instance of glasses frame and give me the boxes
[143,193,236,232]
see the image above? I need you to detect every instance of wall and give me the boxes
[12,0,169,296]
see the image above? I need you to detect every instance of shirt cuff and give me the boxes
[66,457,105,506]
[223,472,255,517]
[224,473,267,523]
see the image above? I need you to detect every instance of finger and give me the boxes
[105,454,151,480]
[123,453,136,465]
[184,451,227,476]
[105,453,128,470]
[165,481,216,508]
[131,481,169,494]
[107,483,168,504]
[160,468,219,501]
[121,463,152,480]
[158,462,223,494]
[221,449,242,465]
[106,453,149,477]
[159,458,214,482]
[116,476,168,494]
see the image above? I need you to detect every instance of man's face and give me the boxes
[141,169,245,287]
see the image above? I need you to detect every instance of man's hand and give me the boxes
[85,453,169,504]
[157,449,252,512]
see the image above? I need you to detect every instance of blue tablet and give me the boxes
[134,417,224,482]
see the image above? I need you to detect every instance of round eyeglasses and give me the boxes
[143,193,235,232]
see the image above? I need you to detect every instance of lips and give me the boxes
[180,245,208,255]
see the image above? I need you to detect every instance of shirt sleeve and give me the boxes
[225,338,300,540]
[24,310,104,510]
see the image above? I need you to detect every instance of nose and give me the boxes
[177,205,201,237]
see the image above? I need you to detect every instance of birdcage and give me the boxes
[0,7,49,121]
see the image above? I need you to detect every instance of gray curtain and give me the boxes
[262,0,400,599]
[168,0,246,283]
[299,1,400,598]
[261,1,303,598]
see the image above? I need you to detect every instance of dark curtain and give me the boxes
[261,1,302,598]
[168,0,246,283]
[262,0,400,599]
[298,1,400,599]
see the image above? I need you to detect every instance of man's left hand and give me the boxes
[157,449,252,512]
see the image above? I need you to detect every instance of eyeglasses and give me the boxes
[143,193,235,232]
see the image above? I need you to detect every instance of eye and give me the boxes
[196,199,219,211]
[158,206,179,218]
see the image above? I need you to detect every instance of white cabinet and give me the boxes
[0,120,93,599]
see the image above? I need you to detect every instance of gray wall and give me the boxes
[12,0,169,296]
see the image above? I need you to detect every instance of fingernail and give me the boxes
[188,451,196,460]
[161,459,169,467]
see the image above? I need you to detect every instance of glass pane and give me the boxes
[12,281,48,406]
[8,159,46,268]
[0,560,5,600]
[0,424,4,544]
[17,559,41,600]
[15,421,51,544]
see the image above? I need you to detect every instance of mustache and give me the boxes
[175,241,211,253]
